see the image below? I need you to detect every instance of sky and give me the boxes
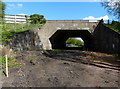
[4,1,117,21]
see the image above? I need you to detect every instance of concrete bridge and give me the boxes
[38,20,100,50]
[9,20,120,54]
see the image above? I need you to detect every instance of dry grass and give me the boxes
[83,51,120,65]
[0,46,13,57]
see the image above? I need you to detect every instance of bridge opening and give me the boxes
[66,37,84,50]
[49,30,94,50]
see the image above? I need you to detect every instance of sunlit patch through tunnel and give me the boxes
[49,30,94,51]
[66,37,84,50]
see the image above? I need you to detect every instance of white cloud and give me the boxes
[83,15,109,22]
[6,7,12,10]
[7,4,15,7]
[18,14,27,15]
[17,4,23,7]
[7,4,15,10]
[7,3,23,7]
[6,3,23,10]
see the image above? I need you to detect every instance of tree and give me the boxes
[66,38,76,45]
[66,38,84,47]
[74,40,84,47]
[25,15,29,23]
[30,14,46,24]
[0,0,6,18]
[101,0,120,21]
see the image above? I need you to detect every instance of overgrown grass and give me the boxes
[111,53,120,58]
[0,56,12,65]
[0,23,43,45]
[0,56,21,71]
[52,49,63,52]
[104,21,120,33]
[1,23,29,31]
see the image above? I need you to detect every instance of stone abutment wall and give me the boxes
[93,21,120,54]
[8,27,42,51]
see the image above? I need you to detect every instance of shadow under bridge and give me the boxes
[49,30,95,50]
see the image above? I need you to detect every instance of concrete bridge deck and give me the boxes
[8,20,120,54]
[38,20,100,50]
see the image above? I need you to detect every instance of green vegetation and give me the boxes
[0,56,21,71]
[0,56,12,66]
[104,21,120,33]
[52,49,63,52]
[0,0,6,26]
[0,1,46,46]
[0,0,6,18]
[30,14,46,24]
[0,23,43,45]
[2,23,30,31]
[66,38,84,47]
[101,1,120,20]
[112,54,120,57]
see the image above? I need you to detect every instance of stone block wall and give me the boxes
[93,20,120,54]
[8,28,42,51]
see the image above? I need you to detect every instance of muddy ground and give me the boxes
[1,50,120,88]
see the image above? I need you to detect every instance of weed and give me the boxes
[0,56,21,71]
[0,56,12,65]
[52,49,63,52]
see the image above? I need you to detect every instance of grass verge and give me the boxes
[52,49,63,52]
[104,21,120,33]
[0,23,43,45]
[0,56,21,72]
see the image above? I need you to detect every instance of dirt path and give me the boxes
[1,50,120,87]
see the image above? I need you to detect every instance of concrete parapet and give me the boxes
[47,20,89,22]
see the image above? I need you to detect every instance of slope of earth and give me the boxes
[1,50,120,88]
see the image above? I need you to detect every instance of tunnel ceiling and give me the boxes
[49,30,94,50]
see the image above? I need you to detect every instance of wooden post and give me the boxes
[5,55,8,77]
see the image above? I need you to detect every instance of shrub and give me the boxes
[66,38,84,47]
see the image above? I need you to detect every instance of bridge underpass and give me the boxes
[49,30,94,50]
[8,20,120,54]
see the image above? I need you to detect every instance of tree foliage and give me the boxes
[30,14,46,24]
[101,0,120,21]
[0,0,6,18]
[66,38,84,47]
